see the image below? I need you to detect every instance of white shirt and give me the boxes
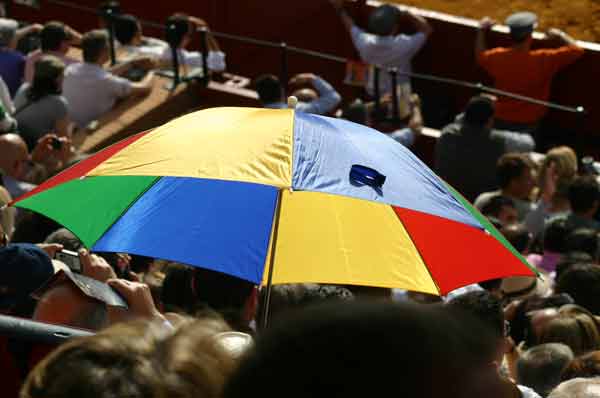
[350,25,427,96]
[62,63,133,128]
[159,47,226,73]
[264,76,341,115]
[0,75,14,114]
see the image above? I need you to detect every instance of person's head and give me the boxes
[0,133,29,179]
[565,228,599,260]
[562,351,600,381]
[40,21,71,53]
[254,74,283,105]
[540,146,578,186]
[544,218,571,254]
[0,185,14,241]
[341,99,368,125]
[538,304,600,356]
[44,228,84,252]
[225,301,515,398]
[33,281,108,330]
[501,223,532,254]
[21,317,241,398]
[0,18,18,48]
[555,252,594,281]
[496,153,535,199]
[82,29,109,64]
[447,290,507,362]
[161,263,195,313]
[569,176,600,217]
[464,95,495,128]
[367,5,400,36]
[0,243,55,317]
[115,14,142,46]
[482,196,518,226]
[556,263,600,315]
[165,13,193,48]
[549,377,600,398]
[506,11,537,45]
[29,55,65,101]
[516,343,574,397]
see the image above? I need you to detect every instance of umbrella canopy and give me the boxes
[11,107,536,295]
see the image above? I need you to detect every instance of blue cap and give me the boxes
[368,5,400,36]
[0,243,54,311]
[505,12,537,40]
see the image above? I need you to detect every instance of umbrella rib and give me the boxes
[88,176,163,249]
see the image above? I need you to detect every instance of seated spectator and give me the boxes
[481,195,519,226]
[62,30,155,129]
[21,316,245,398]
[563,176,600,232]
[0,19,25,96]
[516,343,574,397]
[561,351,600,381]
[475,153,536,221]
[526,218,570,274]
[0,185,15,239]
[164,13,226,73]
[526,146,577,238]
[502,222,533,255]
[387,94,424,148]
[555,263,600,315]
[555,252,594,281]
[254,73,341,115]
[115,14,168,60]
[14,55,72,150]
[0,133,71,198]
[226,300,527,398]
[538,304,600,356]
[548,377,600,398]
[0,77,16,132]
[24,21,81,84]
[436,95,534,202]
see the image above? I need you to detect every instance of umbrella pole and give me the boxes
[260,189,283,330]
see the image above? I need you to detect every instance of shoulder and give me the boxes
[474,191,500,208]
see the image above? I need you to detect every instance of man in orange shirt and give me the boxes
[475,12,583,135]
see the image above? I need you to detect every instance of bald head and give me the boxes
[0,134,28,179]
[33,282,108,330]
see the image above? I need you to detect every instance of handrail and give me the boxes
[25,0,585,115]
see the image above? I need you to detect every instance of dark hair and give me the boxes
[496,153,532,189]
[555,252,594,281]
[367,5,400,36]
[516,343,574,396]
[342,99,368,125]
[481,195,515,218]
[165,14,190,48]
[82,30,108,63]
[447,290,504,338]
[114,14,139,45]
[569,176,600,214]
[478,278,503,292]
[254,74,282,105]
[501,223,532,253]
[161,264,195,313]
[556,264,600,315]
[28,56,65,102]
[225,302,503,398]
[544,218,571,253]
[464,95,495,127]
[40,21,69,52]
[44,228,84,251]
[565,228,599,259]
[561,350,600,381]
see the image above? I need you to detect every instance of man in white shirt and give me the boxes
[254,73,341,115]
[62,29,155,129]
[330,1,432,118]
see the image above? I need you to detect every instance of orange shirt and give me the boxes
[478,45,584,124]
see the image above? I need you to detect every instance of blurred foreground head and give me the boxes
[225,301,520,398]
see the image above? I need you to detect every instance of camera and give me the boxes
[55,249,82,273]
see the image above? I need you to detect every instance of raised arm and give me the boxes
[329,0,354,32]
[546,28,578,47]
[406,11,432,36]
[475,17,495,59]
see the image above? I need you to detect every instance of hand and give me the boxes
[131,56,157,70]
[36,243,63,258]
[106,279,164,324]
[329,0,344,10]
[188,16,208,28]
[26,23,43,33]
[540,161,559,205]
[31,133,58,164]
[289,73,317,87]
[80,249,116,283]
[479,17,496,30]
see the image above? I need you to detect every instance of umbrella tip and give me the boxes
[287,96,298,109]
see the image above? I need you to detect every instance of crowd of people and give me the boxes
[0,0,599,397]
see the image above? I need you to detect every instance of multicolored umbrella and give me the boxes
[10,107,535,296]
